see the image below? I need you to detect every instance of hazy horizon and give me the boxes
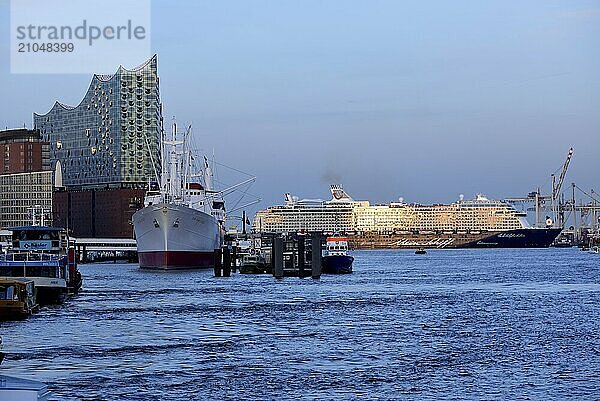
[1,0,598,215]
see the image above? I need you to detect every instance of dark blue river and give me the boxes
[2,249,600,400]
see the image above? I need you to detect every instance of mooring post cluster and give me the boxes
[214,232,323,279]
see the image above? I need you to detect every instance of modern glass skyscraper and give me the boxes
[34,55,163,188]
[31,56,163,238]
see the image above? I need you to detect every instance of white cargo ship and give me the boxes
[132,121,224,269]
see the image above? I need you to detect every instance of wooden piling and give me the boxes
[270,235,276,271]
[274,236,284,279]
[213,248,222,277]
[297,235,306,278]
[223,246,231,277]
[311,233,322,279]
[231,246,238,273]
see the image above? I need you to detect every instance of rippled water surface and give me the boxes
[2,248,600,400]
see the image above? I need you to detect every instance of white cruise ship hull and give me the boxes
[132,203,223,269]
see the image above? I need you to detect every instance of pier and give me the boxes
[72,238,137,263]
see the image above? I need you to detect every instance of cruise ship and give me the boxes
[253,185,561,249]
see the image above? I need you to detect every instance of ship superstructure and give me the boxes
[253,185,561,249]
[254,185,355,234]
[0,207,81,304]
[353,194,530,234]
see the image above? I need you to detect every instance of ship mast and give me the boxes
[159,120,168,202]
[180,125,193,205]
[204,156,213,192]
[160,118,186,203]
[160,118,192,203]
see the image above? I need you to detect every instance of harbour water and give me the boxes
[1,249,600,400]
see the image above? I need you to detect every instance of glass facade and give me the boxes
[33,55,162,188]
[0,171,53,229]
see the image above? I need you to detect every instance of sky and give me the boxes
[0,0,599,215]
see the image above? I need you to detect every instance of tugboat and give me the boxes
[0,209,81,305]
[322,236,354,274]
[415,248,427,255]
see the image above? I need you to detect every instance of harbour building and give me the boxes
[0,128,53,228]
[0,171,53,229]
[0,128,51,174]
[33,56,164,238]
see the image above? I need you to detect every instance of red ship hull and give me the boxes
[138,251,215,270]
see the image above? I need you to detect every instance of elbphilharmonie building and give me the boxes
[33,55,163,238]
[34,55,162,188]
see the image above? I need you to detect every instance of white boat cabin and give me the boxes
[325,237,350,256]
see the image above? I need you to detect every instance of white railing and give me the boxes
[0,253,63,262]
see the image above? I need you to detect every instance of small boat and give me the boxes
[322,237,353,274]
[0,337,51,400]
[0,279,38,320]
[591,246,599,254]
[0,375,51,401]
[239,253,269,274]
[415,248,427,255]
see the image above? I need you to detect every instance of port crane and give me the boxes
[551,147,574,227]
[506,146,574,228]
[507,146,600,246]
[561,184,600,244]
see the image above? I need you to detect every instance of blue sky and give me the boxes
[0,0,598,212]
